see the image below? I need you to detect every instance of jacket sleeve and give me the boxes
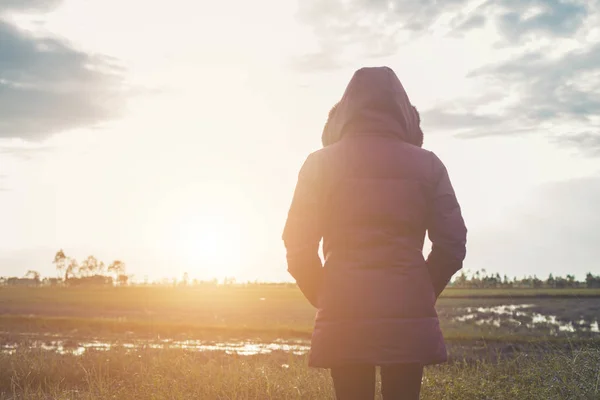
[282,153,324,308]
[426,153,467,297]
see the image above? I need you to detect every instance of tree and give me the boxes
[555,276,567,288]
[108,260,126,282]
[53,249,67,278]
[98,261,106,275]
[586,273,600,288]
[223,276,236,285]
[43,277,61,286]
[453,271,468,287]
[78,264,89,278]
[117,274,129,286]
[546,273,555,288]
[81,255,99,276]
[65,259,79,280]
[25,270,41,284]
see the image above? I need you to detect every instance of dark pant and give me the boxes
[330,364,423,400]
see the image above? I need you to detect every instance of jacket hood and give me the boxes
[322,67,423,147]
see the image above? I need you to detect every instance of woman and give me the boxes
[282,66,467,399]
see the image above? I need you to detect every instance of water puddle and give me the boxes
[453,304,600,335]
[0,338,310,356]
[454,304,532,323]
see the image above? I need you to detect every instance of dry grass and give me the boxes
[1,346,599,399]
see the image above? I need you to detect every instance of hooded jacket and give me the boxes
[283,66,467,367]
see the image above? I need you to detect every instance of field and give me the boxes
[1,286,600,399]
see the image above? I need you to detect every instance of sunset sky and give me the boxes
[1,0,599,282]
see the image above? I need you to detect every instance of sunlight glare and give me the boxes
[167,213,243,279]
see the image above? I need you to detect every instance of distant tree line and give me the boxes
[449,269,600,289]
[2,254,599,289]
[0,249,129,287]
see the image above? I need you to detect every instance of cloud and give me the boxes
[454,13,486,32]
[0,0,63,13]
[553,132,600,156]
[294,0,473,71]
[465,43,600,131]
[421,109,540,139]
[438,3,600,151]
[460,0,589,38]
[421,109,504,131]
[421,46,600,149]
[425,2,600,152]
[293,0,595,71]
[0,19,126,140]
[0,141,49,160]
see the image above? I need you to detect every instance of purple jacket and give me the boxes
[283,67,467,367]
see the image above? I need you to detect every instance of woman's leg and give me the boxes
[330,364,376,400]
[380,364,423,400]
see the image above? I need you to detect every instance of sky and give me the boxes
[1,0,599,282]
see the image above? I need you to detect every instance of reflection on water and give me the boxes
[453,304,600,334]
[0,338,310,356]
[455,304,533,319]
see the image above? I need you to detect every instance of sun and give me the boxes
[166,213,243,279]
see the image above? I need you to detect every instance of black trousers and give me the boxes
[330,364,423,400]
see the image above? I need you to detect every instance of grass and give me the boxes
[1,347,599,399]
[1,286,599,340]
[2,285,600,398]
[2,285,599,306]
[0,314,314,341]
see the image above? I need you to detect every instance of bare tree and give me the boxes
[53,249,67,278]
